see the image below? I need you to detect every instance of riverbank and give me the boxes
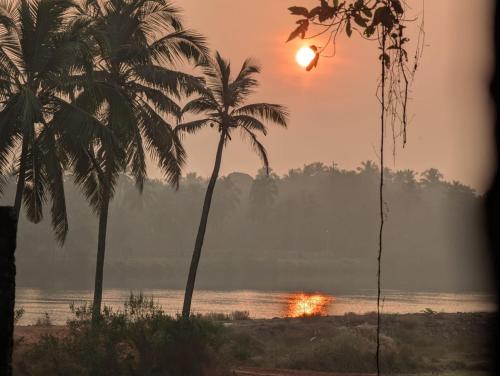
[13,311,494,375]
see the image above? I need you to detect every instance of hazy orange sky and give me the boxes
[157,0,494,192]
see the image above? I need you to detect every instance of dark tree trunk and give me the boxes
[0,207,18,376]
[92,188,110,323]
[182,132,226,318]
[13,137,28,218]
[487,3,500,374]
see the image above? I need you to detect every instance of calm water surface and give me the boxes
[15,288,496,325]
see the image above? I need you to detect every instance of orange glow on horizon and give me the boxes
[296,46,316,68]
[286,292,334,317]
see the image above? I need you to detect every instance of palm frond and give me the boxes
[233,103,289,127]
[229,58,260,106]
[234,115,268,135]
[149,29,208,66]
[135,0,183,35]
[133,65,205,101]
[175,118,212,135]
[51,96,117,150]
[135,99,185,187]
[0,93,23,174]
[38,125,68,244]
[130,82,180,117]
[240,127,270,174]
[22,139,47,224]
[180,97,216,117]
[126,129,146,192]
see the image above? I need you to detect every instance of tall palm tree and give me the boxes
[73,0,208,321]
[178,52,289,317]
[0,0,108,243]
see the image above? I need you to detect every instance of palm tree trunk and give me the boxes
[92,186,110,323]
[182,132,226,318]
[13,137,28,218]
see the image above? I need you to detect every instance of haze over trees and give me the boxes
[2,161,490,294]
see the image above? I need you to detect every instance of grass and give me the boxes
[221,312,495,374]
[198,311,251,322]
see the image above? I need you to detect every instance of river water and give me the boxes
[15,287,496,325]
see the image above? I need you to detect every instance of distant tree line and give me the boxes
[2,161,491,293]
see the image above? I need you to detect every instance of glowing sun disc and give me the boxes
[296,46,316,68]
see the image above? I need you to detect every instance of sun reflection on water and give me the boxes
[285,292,334,317]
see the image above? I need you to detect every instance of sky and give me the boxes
[154,0,495,192]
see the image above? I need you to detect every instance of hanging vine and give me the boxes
[286,1,424,374]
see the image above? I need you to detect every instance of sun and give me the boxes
[296,46,316,68]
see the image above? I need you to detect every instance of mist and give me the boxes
[4,161,491,294]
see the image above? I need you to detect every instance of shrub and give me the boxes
[14,308,25,325]
[198,311,250,321]
[230,311,250,321]
[35,312,52,327]
[223,332,264,364]
[200,312,231,321]
[284,327,421,373]
[17,294,230,376]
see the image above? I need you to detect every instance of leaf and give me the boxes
[374,6,395,30]
[286,20,309,42]
[306,53,319,71]
[354,14,367,27]
[391,0,404,14]
[318,0,335,22]
[379,53,390,69]
[287,25,302,42]
[354,0,364,10]
[288,6,309,17]
[364,25,376,37]
[309,6,322,19]
[346,20,352,37]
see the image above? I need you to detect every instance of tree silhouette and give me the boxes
[248,168,278,221]
[69,0,208,321]
[421,168,444,187]
[0,0,106,243]
[178,52,289,317]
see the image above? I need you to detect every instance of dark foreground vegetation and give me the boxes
[13,296,494,376]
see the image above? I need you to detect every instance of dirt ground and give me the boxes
[13,313,494,375]
[233,367,374,376]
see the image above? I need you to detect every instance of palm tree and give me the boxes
[72,0,208,321]
[420,168,444,187]
[0,0,107,243]
[177,52,289,317]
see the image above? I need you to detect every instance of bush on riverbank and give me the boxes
[15,294,230,376]
[14,309,494,375]
[220,312,494,374]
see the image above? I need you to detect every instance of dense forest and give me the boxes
[2,161,491,293]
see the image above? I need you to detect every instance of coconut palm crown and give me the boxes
[0,0,109,243]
